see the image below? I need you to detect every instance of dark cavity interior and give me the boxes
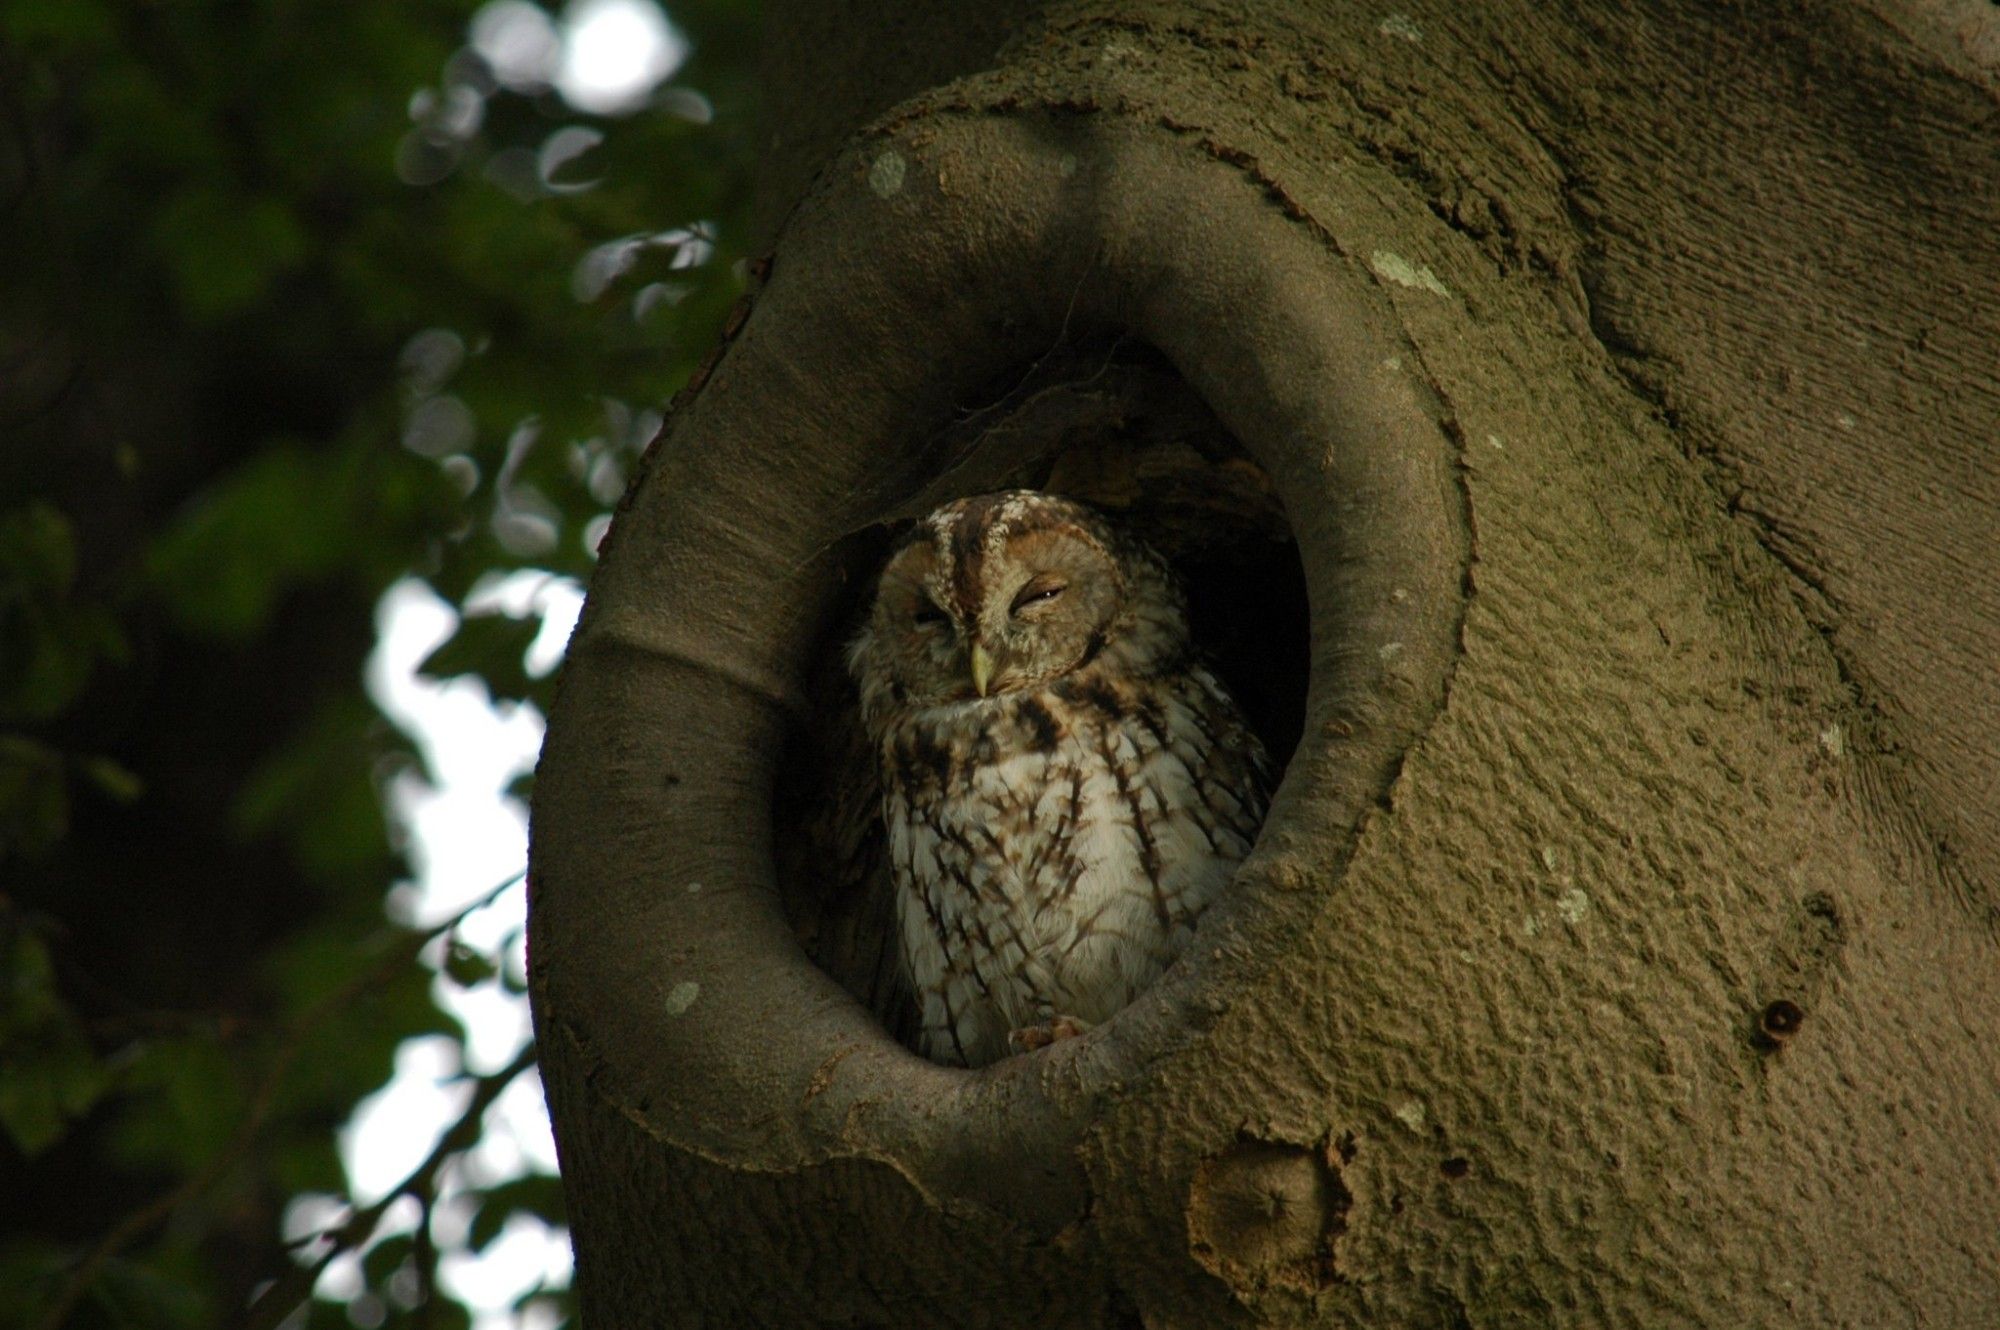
[772,337,1310,1049]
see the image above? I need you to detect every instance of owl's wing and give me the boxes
[777,676,921,1051]
[1182,664,1279,850]
[817,780,919,1049]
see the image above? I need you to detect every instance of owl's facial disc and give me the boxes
[854,491,1186,719]
[974,573,1078,694]
[972,530,1123,695]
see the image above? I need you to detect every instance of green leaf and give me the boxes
[0,1043,107,1156]
[145,447,357,639]
[234,697,406,888]
[392,1296,474,1330]
[305,1294,354,1328]
[259,929,458,1122]
[0,930,112,1155]
[86,1248,215,1330]
[362,1233,414,1290]
[271,1128,349,1198]
[0,736,69,859]
[151,189,309,321]
[0,1072,76,1152]
[441,942,497,989]
[416,612,545,706]
[78,756,143,804]
[499,971,529,996]
[465,1174,566,1253]
[0,1238,75,1329]
[146,444,450,643]
[107,1033,246,1171]
[0,0,116,47]
[465,1195,506,1254]
[0,925,62,1030]
[0,504,128,723]
[0,501,75,592]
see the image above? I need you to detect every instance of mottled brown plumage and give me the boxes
[848,491,1271,1067]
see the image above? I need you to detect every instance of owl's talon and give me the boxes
[1006,1015,1090,1054]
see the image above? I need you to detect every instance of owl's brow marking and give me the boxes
[943,494,1017,620]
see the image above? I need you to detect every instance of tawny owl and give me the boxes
[847,490,1272,1068]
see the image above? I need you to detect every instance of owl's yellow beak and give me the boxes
[969,643,995,698]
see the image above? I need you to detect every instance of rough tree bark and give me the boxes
[529,2,2000,1325]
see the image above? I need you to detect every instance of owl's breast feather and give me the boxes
[877,668,1269,1066]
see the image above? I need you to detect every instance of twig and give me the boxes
[412,1161,439,1329]
[31,872,526,1330]
[239,1043,538,1330]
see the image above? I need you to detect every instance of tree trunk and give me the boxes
[528,2,2000,1324]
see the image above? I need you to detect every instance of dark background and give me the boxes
[0,2,757,1324]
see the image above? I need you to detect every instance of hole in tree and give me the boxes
[773,337,1310,1062]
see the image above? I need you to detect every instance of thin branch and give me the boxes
[31,872,527,1330]
[240,1043,539,1330]
[412,1159,439,1328]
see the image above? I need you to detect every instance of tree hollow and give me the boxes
[530,112,1465,1233]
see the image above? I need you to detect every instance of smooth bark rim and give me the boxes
[530,109,1469,1228]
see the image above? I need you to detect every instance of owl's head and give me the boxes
[849,490,1187,725]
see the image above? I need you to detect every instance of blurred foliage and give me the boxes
[0,0,758,1325]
